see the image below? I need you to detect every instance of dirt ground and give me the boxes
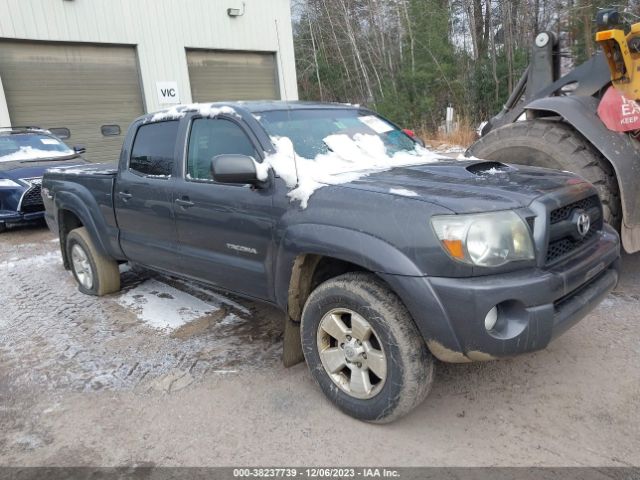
[0,223,639,467]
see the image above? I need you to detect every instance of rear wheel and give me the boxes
[468,120,622,229]
[301,272,434,423]
[66,227,120,296]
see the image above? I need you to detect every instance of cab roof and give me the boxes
[140,100,365,124]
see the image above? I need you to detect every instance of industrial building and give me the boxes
[0,0,298,162]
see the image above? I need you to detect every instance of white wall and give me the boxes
[0,0,298,125]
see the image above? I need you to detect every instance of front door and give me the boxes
[174,116,274,300]
[114,120,180,271]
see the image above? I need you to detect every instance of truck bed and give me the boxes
[42,162,122,264]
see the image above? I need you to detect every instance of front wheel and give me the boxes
[66,227,121,296]
[301,272,434,423]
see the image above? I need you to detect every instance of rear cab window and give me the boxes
[129,121,179,178]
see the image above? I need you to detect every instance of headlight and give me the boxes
[0,179,21,188]
[431,211,534,267]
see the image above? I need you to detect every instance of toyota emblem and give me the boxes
[576,212,591,237]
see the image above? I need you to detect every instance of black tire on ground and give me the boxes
[0,223,6,233]
[301,272,434,423]
[66,227,121,296]
[468,120,622,229]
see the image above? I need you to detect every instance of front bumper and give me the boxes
[0,209,45,225]
[381,225,620,362]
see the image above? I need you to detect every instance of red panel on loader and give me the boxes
[597,86,640,132]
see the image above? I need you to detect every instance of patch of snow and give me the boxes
[171,278,251,315]
[148,103,239,122]
[219,314,242,326]
[258,134,441,208]
[434,144,466,154]
[0,251,60,271]
[0,127,50,134]
[117,279,219,331]
[145,174,170,179]
[0,146,73,162]
[389,188,419,197]
[46,164,114,175]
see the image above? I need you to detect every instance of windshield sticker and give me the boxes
[40,138,60,145]
[358,115,394,134]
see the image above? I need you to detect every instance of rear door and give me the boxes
[114,121,180,270]
[173,116,275,300]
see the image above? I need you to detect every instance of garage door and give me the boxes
[0,41,145,163]
[187,50,279,102]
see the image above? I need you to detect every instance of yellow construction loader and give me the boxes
[469,8,640,254]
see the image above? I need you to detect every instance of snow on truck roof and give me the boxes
[142,101,363,123]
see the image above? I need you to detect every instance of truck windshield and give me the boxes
[0,133,75,162]
[257,109,417,159]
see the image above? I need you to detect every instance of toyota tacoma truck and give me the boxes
[42,101,620,423]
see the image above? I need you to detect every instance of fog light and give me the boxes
[484,307,498,331]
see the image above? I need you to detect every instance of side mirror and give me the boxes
[73,145,86,154]
[211,154,261,185]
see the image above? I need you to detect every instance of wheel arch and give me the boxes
[275,225,426,367]
[55,191,112,269]
[274,224,425,319]
[525,95,640,252]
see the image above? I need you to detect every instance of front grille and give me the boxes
[545,195,602,265]
[19,178,44,214]
[549,195,600,224]
[547,229,598,263]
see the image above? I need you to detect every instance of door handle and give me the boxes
[118,191,132,200]
[175,197,195,208]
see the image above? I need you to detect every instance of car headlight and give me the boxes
[0,179,21,188]
[431,211,535,267]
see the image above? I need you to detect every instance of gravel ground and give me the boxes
[0,223,639,467]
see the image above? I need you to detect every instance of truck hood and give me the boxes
[338,160,588,213]
[0,157,86,179]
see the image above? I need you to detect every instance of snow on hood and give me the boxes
[389,188,419,197]
[255,134,442,208]
[148,103,239,122]
[0,146,74,163]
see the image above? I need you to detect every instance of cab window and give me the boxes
[187,118,258,181]
[130,121,179,177]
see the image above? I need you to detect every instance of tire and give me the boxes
[0,223,6,233]
[468,120,622,229]
[66,227,120,296]
[301,272,434,423]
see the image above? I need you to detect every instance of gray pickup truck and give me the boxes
[42,101,620,423]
